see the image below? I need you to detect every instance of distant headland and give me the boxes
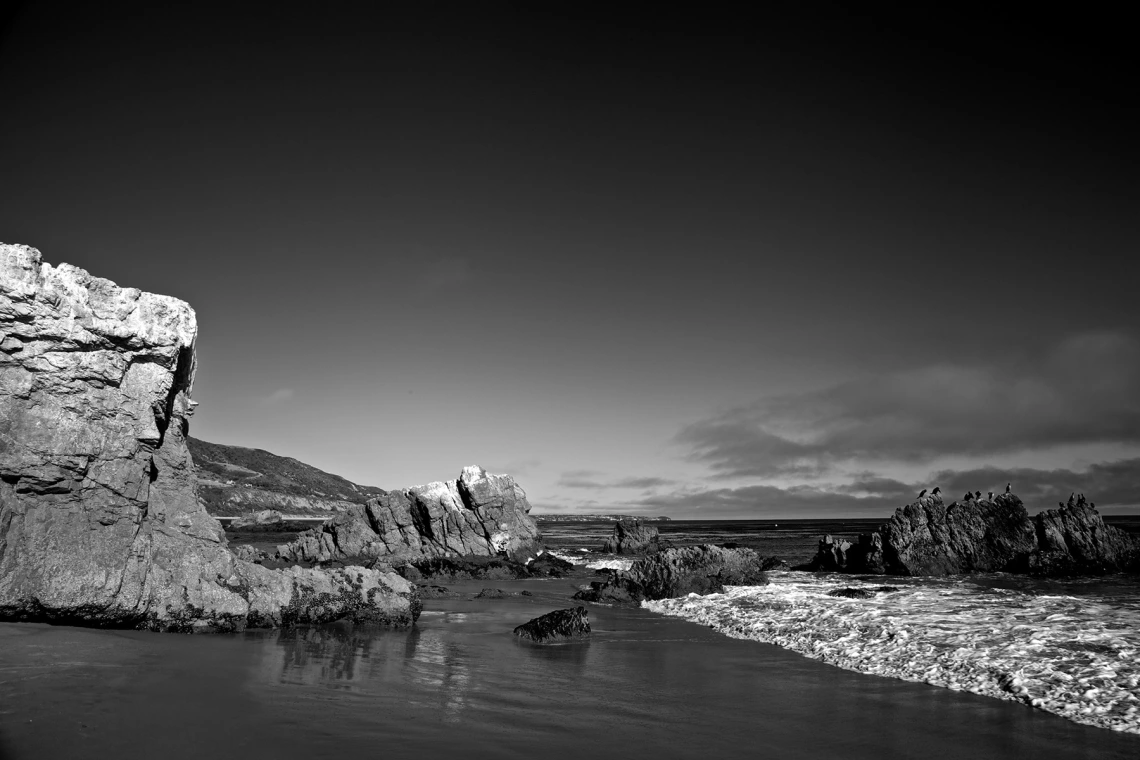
[534,514,671,522]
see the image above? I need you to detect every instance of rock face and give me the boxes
[276,466,542,565]
[601,518,660,554]
[574,545,773,604]
[1030,499,1140,575]
[514,607,591,643]
[189,436,385,517]
[800,492,1140,577]
[0,244,419,630]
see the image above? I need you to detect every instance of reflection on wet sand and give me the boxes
[253,614,477,722]
[403,626,471,722]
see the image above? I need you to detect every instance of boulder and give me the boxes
[574,545,773,604]
[473,588,533,599]
[513,607,591,643]
[601,518,659,554]
[230,509,286,531]
[0,244,418,630]
[275,466,542,565]
[827,586,899,599]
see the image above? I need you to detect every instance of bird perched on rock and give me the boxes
[932,487,941,496]
[974,491,982,500]
[1005,483,1011,494]
[987,491,994,500]
[963,492,974,502]
[918,489,927,498]
[1067,493,1076,507]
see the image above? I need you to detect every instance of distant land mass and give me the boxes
[534,514,671,522]
[188,437,385,516]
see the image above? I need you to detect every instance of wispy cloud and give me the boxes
[626,458,1140,517]
[260,388,294,405]
[556,471,678,490]
[677,331,1140,479]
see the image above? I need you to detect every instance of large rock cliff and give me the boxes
[0,244,418,630]
[800,491,1140,577]
[275,466,542,564]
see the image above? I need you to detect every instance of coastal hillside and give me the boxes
[534,514,671,522]
[188,437,386,516]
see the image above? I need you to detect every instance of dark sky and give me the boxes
[2,3,1137,515]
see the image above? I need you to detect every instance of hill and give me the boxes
[187,437,386,516]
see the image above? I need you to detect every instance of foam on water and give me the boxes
[644,571,1140,734]
[548,550,635,572]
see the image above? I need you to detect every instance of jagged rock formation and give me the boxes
[514,607,591,643]
[275,466,542,564]
[0,244,418,630]
[189,436,385,516]
[1029,499,1140,575]
[799,492,1140,577]
[574,545,774,604]
[601,518,660,554]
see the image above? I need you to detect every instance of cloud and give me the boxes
[610,476,678,489]
[677,331,1140,478]
[260,388,294,404]
[555,472,678,490]
[626,458,1140,518]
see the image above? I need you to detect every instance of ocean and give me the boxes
[1,518,1138,759]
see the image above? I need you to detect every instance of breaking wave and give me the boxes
[644,572,1140,734]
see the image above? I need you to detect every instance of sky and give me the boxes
[2,4,1138,516]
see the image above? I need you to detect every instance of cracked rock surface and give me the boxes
[276,465,542,564]
[0,244,417,631]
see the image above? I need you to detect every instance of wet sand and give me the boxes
[2,576,1138,760]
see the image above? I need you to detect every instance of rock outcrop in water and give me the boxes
[601,518,660,554]
[574,545,774,604]
[800,492,1140,577]
[514,607,591,643]
[0,244,419,630]
[275,466,542,565]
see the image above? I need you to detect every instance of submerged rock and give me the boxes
[275,466,542,565]
[601,518,660,554]
[0,244,418,631]
[574,545,773,604]
[514,607,591,643]
[827,586,900,599]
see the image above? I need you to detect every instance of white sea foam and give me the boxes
[547,550,635,571]
[644,572,1140,734]
[585,558,635,571]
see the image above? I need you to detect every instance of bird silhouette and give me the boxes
[932,487,941,496]
[987,491,994,500]
[1005,483,1011,494]
[918,489,927,498]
